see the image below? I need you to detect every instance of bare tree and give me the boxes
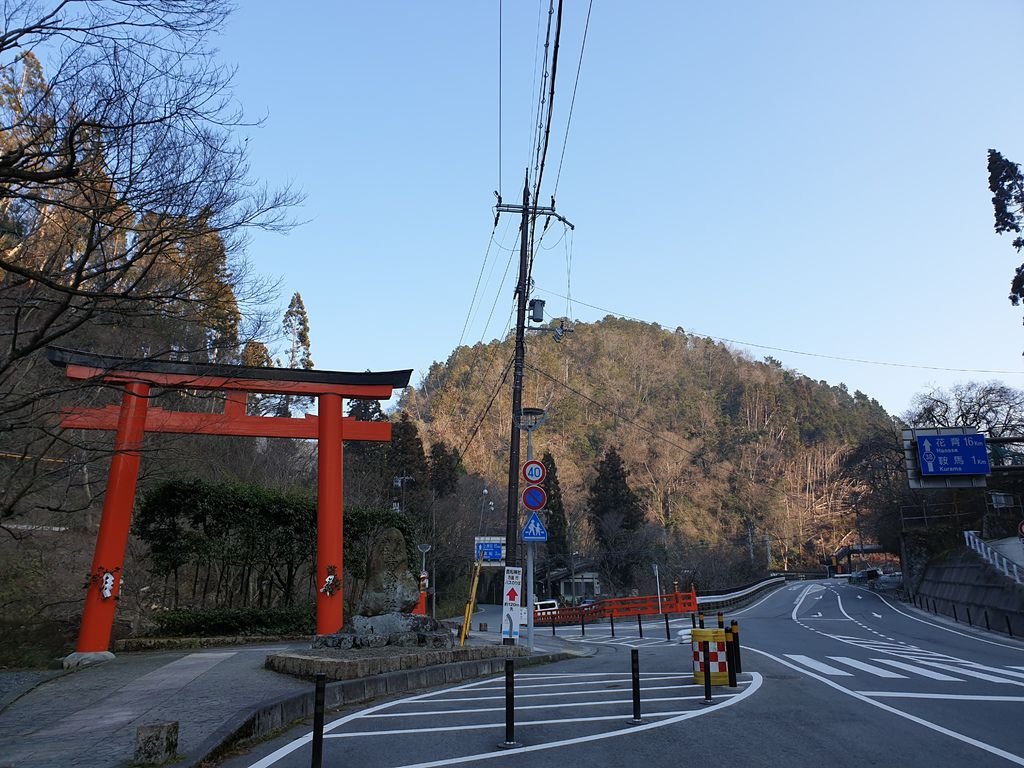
[0,2,298,523]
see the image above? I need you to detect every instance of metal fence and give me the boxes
[963,530,1023,585]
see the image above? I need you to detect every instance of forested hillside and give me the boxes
[405,316,897,586]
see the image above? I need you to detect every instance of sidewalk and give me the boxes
[0,609,581,768]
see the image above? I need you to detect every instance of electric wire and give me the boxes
[524,361,700,459]
[498,0,502,196]
[553,0,593,197]
[533,289,1024,377]
[458,352,516,462]
[457,221,499,350]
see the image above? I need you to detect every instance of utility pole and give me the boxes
[494,170,572,646]
[496,171,574,572]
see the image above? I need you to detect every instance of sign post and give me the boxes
[501,567,523,643]
[522,511,549,650]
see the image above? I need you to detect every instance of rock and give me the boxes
[355,527,421,616]
[312,612,454,650]
[134,722,178,765]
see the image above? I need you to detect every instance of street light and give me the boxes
[478,488,491,534]
[417,543,431,574]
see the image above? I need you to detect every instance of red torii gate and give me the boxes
[47,347,411,666]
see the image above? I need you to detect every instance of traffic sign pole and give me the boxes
[526,541,535,650]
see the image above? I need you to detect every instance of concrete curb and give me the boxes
[183,650,574,767]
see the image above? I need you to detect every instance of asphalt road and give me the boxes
[223,581,1024,768]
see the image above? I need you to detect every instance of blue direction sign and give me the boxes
[522,511,548,542]
[916,434,990,476]
[475,541,504,562]
[521,485,547,511]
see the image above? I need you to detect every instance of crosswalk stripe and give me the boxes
[871,659,962,681]
[909,660,1024,685]
[785,654,853,676]
[826,657,906,678]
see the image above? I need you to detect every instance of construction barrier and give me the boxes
[691,627,729,686]
[534,589,698,626]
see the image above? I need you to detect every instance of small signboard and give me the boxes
[521,485,547,511]
[474,537,505,565]
[501,567,523,641]
[522,460,546,485]
[522,511,548,542]
[916,434,989,476]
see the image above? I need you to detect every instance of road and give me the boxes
[225,582,1024,768]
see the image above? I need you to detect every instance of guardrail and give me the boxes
[696,576,786,609]
[963,530,1023,585]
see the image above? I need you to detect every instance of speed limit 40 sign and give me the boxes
[522,460,546,485]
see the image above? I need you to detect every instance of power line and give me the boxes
[524,362,700,459]
[458,352,516,462]
[533,289,1024,377]
[553,0,592,197]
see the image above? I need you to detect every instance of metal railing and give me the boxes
[963,530,1023,585]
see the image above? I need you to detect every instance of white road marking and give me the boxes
[382,675,763,768]
[749,647,1024,766]
[856,595,862,599]
[827,657,906,678]
[244,672,763,768]
[367,693,742,718]
[857,691,1024,702]
[324,710,691,737]
[871,659,962,681]
[785,654,853,676]
[872,612,883,618]
[908,660,1024,686]
[869,590,1024,651]
[423,683,731,703]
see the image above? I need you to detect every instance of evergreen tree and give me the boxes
[282,292,314,370]
[541,452,568,558]
[428,440,462,498]
[276,292,314,416]
[587,446,645,589]
[386,413,431,524]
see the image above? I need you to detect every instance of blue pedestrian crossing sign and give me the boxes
[522,511,548,542]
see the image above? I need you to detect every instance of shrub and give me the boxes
[149,604,315,637]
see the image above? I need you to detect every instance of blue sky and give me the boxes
[217,1,1024,418]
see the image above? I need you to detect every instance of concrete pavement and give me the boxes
[0,608,581,768]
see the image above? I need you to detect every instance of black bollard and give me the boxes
[551,616,556,636]
[691,613,697,628]
[664,613,671,641]
[629,648,643,724]
[699,612,705,629]
[498,659,519,748]
[311,673,325,768]
[966,606,972,627]
[985,611,991,631]
[725,627,738,688]
[701,640,713,704]
[1007,615,1014,638]
[637,613,644,638]
[952,604,958,623]
[581,611,586,637]
[610,614,615,638]
[730,620,742,674]
[717,611,724,629]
